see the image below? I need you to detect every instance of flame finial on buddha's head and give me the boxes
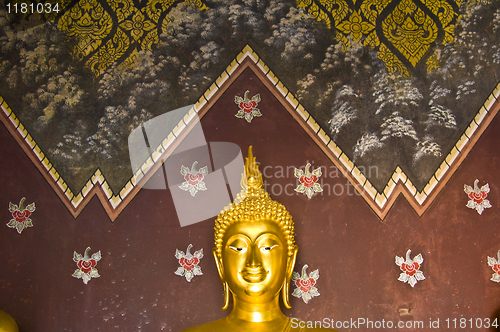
[214,146,295,259]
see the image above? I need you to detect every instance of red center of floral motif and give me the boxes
[12,210,31,223]
[77,259,97,274]
[299,175,318,188]
[296,278,316,293]
[468,191,487,204]
[239,101,257,113]
[401,262,419,276]
[184,173,204,186]
[180,257,199,271]
[493,264,500,274]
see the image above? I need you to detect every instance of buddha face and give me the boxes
[217,220,291,304]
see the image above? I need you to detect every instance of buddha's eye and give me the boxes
[229,246,247,253]
[260,244,278,252]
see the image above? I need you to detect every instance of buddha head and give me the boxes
[212,146,298,310]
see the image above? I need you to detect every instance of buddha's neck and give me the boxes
[228,295,287,324]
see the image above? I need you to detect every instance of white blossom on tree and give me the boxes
[86,107,152,159]
[353,132,384,160]
[33,71,85,127]
[413,136,442,164]
[264,7,317,63]
[456,81,476,100]
[373,73,423,115]
[228,1,268,40]
[329,102,357,139]
[426,105,457,130]
[296,73,316,101]
[380,112,418,141]
[328,85,359,138]
[51,132,84,161]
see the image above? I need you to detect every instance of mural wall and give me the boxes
[1,0,500,331]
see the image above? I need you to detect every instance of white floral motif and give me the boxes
[487,251,500,283]
[235,90,262,123]
[291,265,320,303]
[175,244,203,282]
[395,249,425,287]
[72,247,101,285]
[294,164,322,199]
[464,179,492,215]
[7,197,35,234]
[179,161,208,197]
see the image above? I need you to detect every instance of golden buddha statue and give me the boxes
[0,310,19,332]
[182,147,336,332]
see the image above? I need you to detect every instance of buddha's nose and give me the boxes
[242,247,267,283]
[247,246,262,268]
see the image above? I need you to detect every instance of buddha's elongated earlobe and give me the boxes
[222,281,230,310]
[282,278,291,309]
[213,248,230,310]
[282,245,298,309]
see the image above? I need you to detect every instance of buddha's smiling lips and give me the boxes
[241,269,268,283]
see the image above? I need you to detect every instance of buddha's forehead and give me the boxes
[223,219,285,243]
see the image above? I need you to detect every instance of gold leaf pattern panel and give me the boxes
[297,0,350,28]
[54,0,207,75]
[145,0,178,23]
[44,0,460,76]
[422,0,457,44]
[424,0,454,26]
[425,52,440,73]
[85,28,130,74]
[299,0,463,76]
[119,9,156,43]
[107,0,135,22]
[57,0,113,61]
[337,10,375,43]
[378,43,411,76]
[382,0,439,67]
[360,0,392,25]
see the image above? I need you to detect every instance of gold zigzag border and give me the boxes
[1,45,499,221]
[235,47,500,219]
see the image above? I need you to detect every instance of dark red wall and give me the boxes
[1,68,499,331]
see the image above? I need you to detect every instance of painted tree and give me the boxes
[328,85,359,140]
[1,0,499,192]
[264,7,319,67]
